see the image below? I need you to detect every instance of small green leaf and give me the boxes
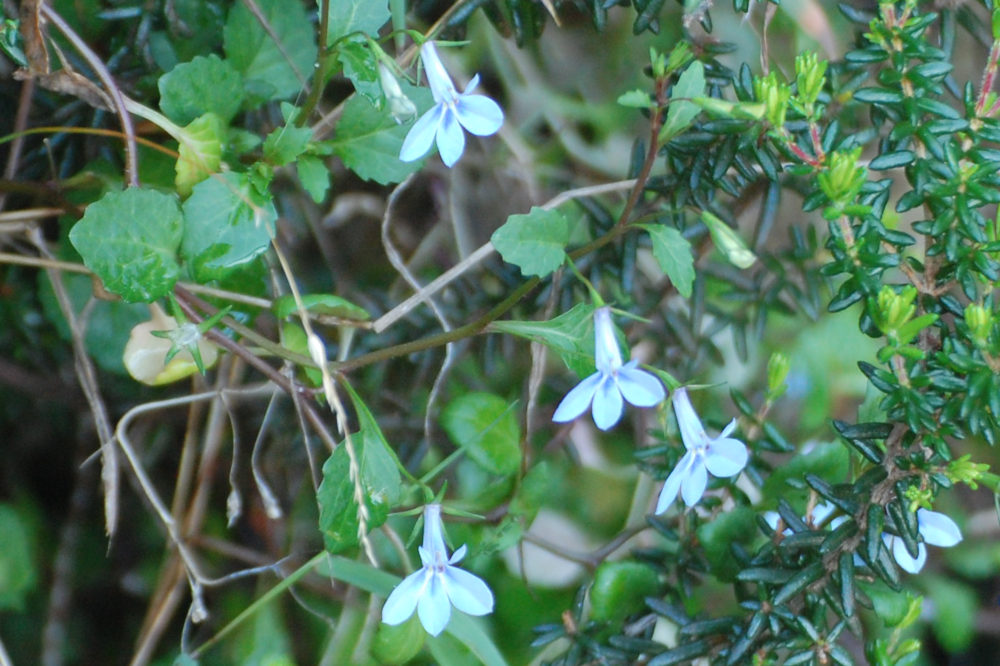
[223,0,317,103]
[701,210,757,269]
[489,302,595,376]
[69,188,183,303]
[296,155,330,203]
[158,54,244,125]
[659,60,705,143]
[857,580,914,628]
[0,504,37,610]
[321,0,390,45]
[372,615,425,664]
[762,442,849,506]
[925,575,977,652]
[696,506,757,581]
[263,122,313,166]
[491,207,571,278]
[640,224,694,297]
[273,293,371,321]
[330,82,433,184]
[590,561,660,622]
[181,172,276,282]
[441,393,521,476]
[617,89,653,108]
[175,112,225,197]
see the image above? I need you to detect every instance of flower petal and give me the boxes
[443,566,494,616]
[890,535,926,574]
[704,437,748,478]
[592,307,622,372]
[382,568,429,625]
[616,363,666,408]
[449,543,467,565]
[672,388,709,452]
[655,452,694,514]
[681,458,708,507]
[422,504,449,557]
[591,375,624,431]
[400,105,443,162]
[417,573,451,636]
[436,109,466,167]
[420,42,457,104]
[917,509,962,547]
[552,372,603,423]
[455,95,504,136]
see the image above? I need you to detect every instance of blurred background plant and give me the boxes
[1,0,1000,664]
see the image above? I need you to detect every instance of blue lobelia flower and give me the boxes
[884,508,962,574]
[399,41,504,167]
[381,504,494,636]
[655,387,748,512]
[552,306,666,431]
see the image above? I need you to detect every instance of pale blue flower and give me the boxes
[655,387,748,512]
[884,508,962,574]
[381,504,494,636]
[552,306,666,431]
[399,41,504,167]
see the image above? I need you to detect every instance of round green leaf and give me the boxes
[590,561,659,622]
[69,187,183,303]
[441,393,521,476]
[158,54,244,125]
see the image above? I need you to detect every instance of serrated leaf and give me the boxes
[317,442,390,554]
[181,172,276,282]
[158,54,244,125]
[343,382,402,506]
[223,0,317,103]
[69,188,183,303]
[175,112,224,197]
[659,60,705,143]
[640,224,694,297]
[296,155,330,203]
[441,393,521,476]
[263,122,313,166]
[337,39,381,103]
[273,293,370,321]
[489,302,595,376]
[490,207,571,278]
[316,384,401,554]
[321,0,390,45]
[330,82,433,184]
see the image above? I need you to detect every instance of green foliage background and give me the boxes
[2,0,1000,665]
